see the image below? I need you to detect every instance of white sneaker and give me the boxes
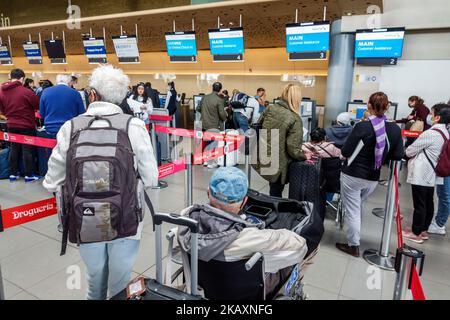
[428,220,446,235]
[207,163,219,169]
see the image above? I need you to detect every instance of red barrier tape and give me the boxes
[411,268,426,300]
[157,159,186,179]
[394,170,426,300]
[154,124,245,143]
[148,115,173,122]
[1,197,57,230]
[0,131,57,149]
[401,130,422,138]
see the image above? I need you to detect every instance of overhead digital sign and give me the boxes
[112,35,140,64]
[83,37,107,64]
[23,42,43,64]
[165,31,197,63]
[0,45,12,65]
[286,21,330,60]
[355,27,405,65]
[208,27,244,62]
[44,39,67,64]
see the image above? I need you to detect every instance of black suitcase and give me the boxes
[111,213,204,300]
[288,161,325,256]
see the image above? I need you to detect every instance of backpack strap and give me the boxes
[144,190,156,231]
[317,143,334,158]
[432,128,448,142]
[423,150,436,171]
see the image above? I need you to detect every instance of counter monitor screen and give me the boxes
[83,37,107,64]
[301,100,314,117]
[347,102,368,121]
[0,45,12,65]
[159,94,167,107]
[286,21,330,60]
[23,42,42,64]
[165,31,197,63]
[208,27,244,62]
[112,35,140,64]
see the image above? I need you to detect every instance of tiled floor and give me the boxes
[1,165,449,300]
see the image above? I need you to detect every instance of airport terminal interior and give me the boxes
[0,0,450,301]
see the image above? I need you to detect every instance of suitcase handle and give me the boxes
[154,213,199,233]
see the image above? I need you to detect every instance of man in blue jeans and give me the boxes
[428,176,450,235]
[38,74,85,175]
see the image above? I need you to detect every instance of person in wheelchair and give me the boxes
[177,167,308,299]
[302,128,342,160]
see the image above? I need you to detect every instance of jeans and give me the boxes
[37,131,57,176]
[436,176,450,228]
[8,127,37,176]
[340,173,378,246]
[233,112,249,133]
[411,184,435,236]
[79,238,140,300]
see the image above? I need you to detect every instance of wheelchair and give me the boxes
[164,229,307,300]
[320,157,346,230]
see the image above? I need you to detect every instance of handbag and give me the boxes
[409,120,424,132]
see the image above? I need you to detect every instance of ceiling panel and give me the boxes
[0,0,382,57]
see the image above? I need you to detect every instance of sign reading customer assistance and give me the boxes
[165,31,197,63]
[83,37,107,64]
[0,45,12,65]
[112,35,140,64]
[355,28,405,59]
[286,21,330,55]
[208,27,244,62]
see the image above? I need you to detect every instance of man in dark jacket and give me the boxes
[144,82,160,109]
[0,69,41,182]
[196,82,227,131]
[325,112,353,149]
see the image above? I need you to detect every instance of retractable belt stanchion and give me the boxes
[171,117,178,161]
[184,153,193,208]
[150,124,168,189]
[244,136,251,189]
[393,246,425,300]
[363,160,400,271]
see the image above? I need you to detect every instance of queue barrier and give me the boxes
[362,159,426,300]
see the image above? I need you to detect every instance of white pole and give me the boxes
[323,6,327,21]
[217,16,220,29]
[8,36,11,56]
[120,25,123,36]
[135,24,138,42]
[295,9,299,23]
[173,20,176,33]
[90,28,93,38]
[51,32,54,40]
[192,18,195,31]
[239,14,242,27]
[29,33,32,43]
[62,30,66,51]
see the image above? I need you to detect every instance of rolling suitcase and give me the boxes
[111,212,203,300]
[288,160,325,256]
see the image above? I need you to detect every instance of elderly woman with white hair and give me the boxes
[43,65,159,300]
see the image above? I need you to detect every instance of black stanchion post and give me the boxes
[150,123,168,190]
[363,160,400,271]
[184,153,193,208]
[393,246,425,300]
[244,136,251,188]
[0,263,4,300]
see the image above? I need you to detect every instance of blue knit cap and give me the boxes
[209,167,248,204]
